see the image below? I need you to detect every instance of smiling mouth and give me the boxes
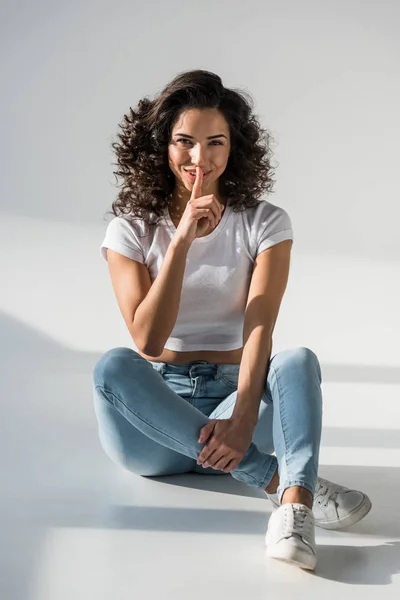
[184,169,211,176]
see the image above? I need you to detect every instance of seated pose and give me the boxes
[93,69,371,571]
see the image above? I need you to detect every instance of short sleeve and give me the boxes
[256,206,294,255]
[100,217,145,263]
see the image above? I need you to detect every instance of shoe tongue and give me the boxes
[292,503,310,511]
[316,478,343,496]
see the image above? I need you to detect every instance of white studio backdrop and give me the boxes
[0,0,398,364]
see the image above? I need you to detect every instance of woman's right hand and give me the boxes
[173,167,225,246]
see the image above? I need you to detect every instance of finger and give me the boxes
[222,458,238,472]
[211,200,222,225]
[213,455,232,470]
[202,449,220,467]
[190,166,203,200]
[197,442,208,463]
[198,444,214,464]
[198,421,215,443]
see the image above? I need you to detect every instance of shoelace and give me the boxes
[283,504,313,539]
[314,477,344,508]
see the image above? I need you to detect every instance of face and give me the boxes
[168,108,231,200]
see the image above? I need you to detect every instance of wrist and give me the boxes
[230,413,257,430]
[170,236,191,252]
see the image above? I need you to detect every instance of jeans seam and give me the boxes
[210,396,237,420]
[218,376,238,390]
[260,455,279,489]
[269,363,292,473]
[94,384,195,457]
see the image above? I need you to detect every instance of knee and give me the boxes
[93,347,141,387]
[293,346,319,366]
[273,347,321,380]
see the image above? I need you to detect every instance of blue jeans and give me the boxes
[93,346,323,502]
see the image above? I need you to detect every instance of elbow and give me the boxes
[130,321,163,357]
[133,333,162,358]
[141,343,163,358]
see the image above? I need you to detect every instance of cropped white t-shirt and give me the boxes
[100,199,294,352]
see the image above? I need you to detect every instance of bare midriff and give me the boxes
[137,346,244,365]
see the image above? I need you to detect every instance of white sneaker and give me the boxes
[265,503,317,570]
[266,476,372,530]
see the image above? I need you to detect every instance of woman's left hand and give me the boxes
[197,417,255,472]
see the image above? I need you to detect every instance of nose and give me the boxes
[190,143,208,166]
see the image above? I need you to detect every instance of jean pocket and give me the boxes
[216,365,240,389]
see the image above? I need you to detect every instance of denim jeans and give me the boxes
[93,346,322,502]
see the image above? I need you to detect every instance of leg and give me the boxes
[209,347,323,505]
[93,386,193,477]
[93,347,277,488]
[269,346,323,504]
[256,349,372,529]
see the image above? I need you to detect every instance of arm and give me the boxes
[231,239,293,426]
[134,238,190,356]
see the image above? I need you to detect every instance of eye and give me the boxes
[176,139,223,146]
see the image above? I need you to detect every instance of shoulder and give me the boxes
[104,215,146,235]
[101,215,151,263]
[249,200,292,230]
[249,200,293,254]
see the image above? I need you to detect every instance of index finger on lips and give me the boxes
[191,166,203,200]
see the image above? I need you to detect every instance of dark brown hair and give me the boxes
[105,69,277,226]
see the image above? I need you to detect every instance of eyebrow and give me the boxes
[174,133,228,140]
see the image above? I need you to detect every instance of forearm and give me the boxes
[134,238,190,356]
[231,329,273,427]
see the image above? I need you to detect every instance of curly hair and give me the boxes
[105,69,278,227]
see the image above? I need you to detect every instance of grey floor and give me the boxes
[2,310,400,599]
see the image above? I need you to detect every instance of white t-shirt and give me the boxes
[100,199,294,351]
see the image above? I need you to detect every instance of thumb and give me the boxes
[191,166,203,200]
[198,421,215,443]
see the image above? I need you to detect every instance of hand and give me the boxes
[173,167,224,245]
[197,417,255,472]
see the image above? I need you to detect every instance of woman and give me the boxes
[93,69,371,571]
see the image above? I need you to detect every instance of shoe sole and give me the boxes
[268,495,372,531]
[266,543,317,570]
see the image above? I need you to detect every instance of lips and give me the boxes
[184,170,211,182]
[184,169,210,175]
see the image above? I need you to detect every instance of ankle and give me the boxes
[281,486,313,510]
[265,467,279,494]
